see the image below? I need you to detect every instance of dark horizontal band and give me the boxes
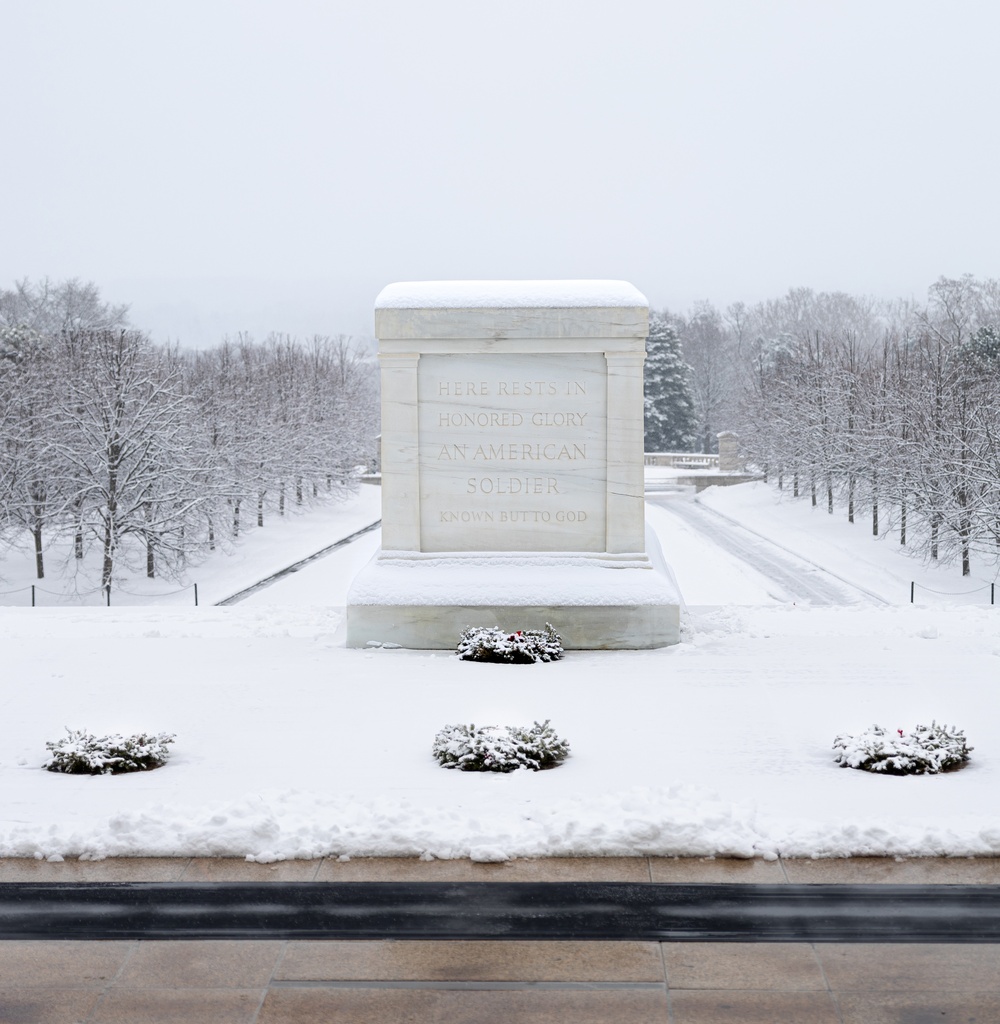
[2,881,999,942]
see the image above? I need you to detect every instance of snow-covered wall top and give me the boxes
[375,280,648,310]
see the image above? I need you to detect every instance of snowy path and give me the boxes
[217,520,381,606]
[646,491,884,606]
[236,524,382,608]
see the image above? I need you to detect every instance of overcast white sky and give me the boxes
[3,0,998,346]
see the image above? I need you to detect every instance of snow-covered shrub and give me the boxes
[457,623,563,663]
[833,722,971,775]
[43,729,176,775]
[433,720,570,772]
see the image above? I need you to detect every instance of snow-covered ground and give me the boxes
[2,479,998,862]
[0,485,384,609]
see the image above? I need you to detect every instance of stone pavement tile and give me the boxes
[0,858,190,881]
[314,856,651,882]
[781,855,1000,884]
[670,989,841,1023]
[89,987,265,1024]
[0,987,103,1024]
[0,941,133,987]
[277,939,664,982]
[258,987,670,1023]
[179,857,321,881]
[648,858,786,884]
[114,940,284,988]
[816,943,1000,991]
[836,990,1000,1023]
[661,942,826,990]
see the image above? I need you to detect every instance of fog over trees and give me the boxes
[655,274,1000,577]
[0,279,378,593]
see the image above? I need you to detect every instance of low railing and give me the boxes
[644,452,719,469]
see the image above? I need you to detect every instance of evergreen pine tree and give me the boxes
[644,313,698,451]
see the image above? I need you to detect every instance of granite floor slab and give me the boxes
[781,855,1000,885]
[275,939,664,982]
[1,857,1000,1022]
[0,987,103,1024]
[3,854,998,885]
[313,855,653,882]
[255,987,672,1024]
[1,937,998,1022]
[660,942,827,990]
[669,990,841,1023]
[86,987,266,1024]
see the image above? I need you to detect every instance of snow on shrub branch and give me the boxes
[433,720,570,772]
[833,722,971,775]
[457,624,563,663]
[43,729,176,775]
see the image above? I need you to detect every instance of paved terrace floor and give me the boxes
[2,855,1000,1023]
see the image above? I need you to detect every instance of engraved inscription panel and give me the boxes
[418,353,607,551]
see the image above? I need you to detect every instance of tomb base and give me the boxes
[346,523,682,650]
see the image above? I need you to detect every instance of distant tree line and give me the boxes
[0,279,378,592]
[650,274,1000,576]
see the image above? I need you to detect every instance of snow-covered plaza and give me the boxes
[2,481,997,863]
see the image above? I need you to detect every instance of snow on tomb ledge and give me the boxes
[374,279,649,310]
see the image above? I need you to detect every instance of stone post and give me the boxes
[717,431,740,473]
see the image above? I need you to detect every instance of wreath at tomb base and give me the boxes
[832,722,971,775]
[433,720,570,772]
[457,623,564,664]
[43,728,176,775]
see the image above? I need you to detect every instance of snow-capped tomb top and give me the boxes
[374,280,648,310]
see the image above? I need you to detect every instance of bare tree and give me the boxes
[54,331,202,592]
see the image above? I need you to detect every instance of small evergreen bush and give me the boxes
[433,720,570,772]
[833,722,971,775]
[43,729,176,775]
[457,624,563,663]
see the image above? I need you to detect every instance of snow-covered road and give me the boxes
[218,519,381,606]
[646,491,881,607]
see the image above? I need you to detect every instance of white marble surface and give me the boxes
[375,302,648,344]
[346,600,681,650]
[375,279,648,309]
[375,285,648,555]
[350,280,680,648]
[348,553,679,607]
[417,352,608,551]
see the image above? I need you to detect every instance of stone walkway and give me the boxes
[2,856,999,1023]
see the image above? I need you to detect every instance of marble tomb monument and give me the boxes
[345,280,681,648]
